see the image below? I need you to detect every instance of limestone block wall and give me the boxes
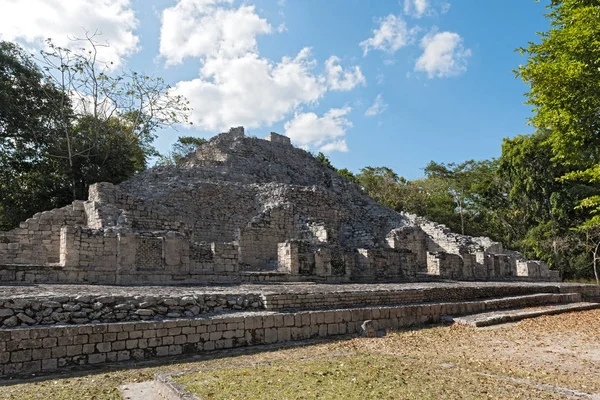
[351,248,418,281]
[87,183,191,234]
[238,206,296,270]
[187,183,258,243]
[94,181,262,244]
[58,228,239,284]
[485,253,515,278]
[265,132,292,146]
[516,260,555,279]
[0,290,589,377]
[276,240,352,279]
[427,252,464,279]
[425,250,559,281]
[386,227,428,266]
[0,202,86,266]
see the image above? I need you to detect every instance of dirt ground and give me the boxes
[1,309,600,399]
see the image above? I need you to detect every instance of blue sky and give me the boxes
[0,0,550,179]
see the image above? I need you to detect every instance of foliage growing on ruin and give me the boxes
[157,136,208,166]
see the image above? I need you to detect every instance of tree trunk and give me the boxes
[593,242,600,285]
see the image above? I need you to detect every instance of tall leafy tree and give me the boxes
[515,0,600,279]
[0,42,68,229]
[516,0,600,226]
[0,39,191,229]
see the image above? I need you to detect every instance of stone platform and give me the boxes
[0,127,559,286]
[452,301,600,327]
[0,281,598,378]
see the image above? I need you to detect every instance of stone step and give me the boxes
[452,302,600,327]
[265,291,581,313]
[475,292,581,311]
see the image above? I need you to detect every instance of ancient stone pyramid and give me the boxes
[0,127,558,284]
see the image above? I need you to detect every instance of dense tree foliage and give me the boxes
[0,40,189,230]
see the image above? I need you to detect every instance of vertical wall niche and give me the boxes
[330,252,346,276]
[136,236,164,270]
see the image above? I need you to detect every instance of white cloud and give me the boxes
[284,107,352,152]
[360,14,417,56]
[277,23,288,33]
[0,0,138,67]
[364,94,388,117]
[319,140,349,153]
[324,56,366,91]
[404,0,430,18]
[159,0,271,65]
[175,49,325,130]
[163,1,363,135]
[415,30,471,78]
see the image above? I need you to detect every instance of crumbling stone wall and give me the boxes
[0,126,559,284]
[0,202,86,265]
[0,290,587,377]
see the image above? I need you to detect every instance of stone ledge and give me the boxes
[0,288,593,378]
[453,301,600,327]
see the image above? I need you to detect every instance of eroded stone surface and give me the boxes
[0,282,597,329]
[0,127,558,284]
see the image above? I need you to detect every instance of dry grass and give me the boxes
[2,309,600,399]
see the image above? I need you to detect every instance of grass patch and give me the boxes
[174,353,561,399]
[2,310,600,399]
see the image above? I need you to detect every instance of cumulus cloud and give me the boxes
[174,49,325,130]
[324,56,366,91]
[319,140,349,153]
[364,94,388,117]
[0,0,139,66]
[404,0,430,18]
[159,0,271,65]
[360,14,417,56]
[163,0,363,136]
[284,107,352,153]
[415,30,471,78]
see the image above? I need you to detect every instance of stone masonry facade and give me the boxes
[0,289,591,377]
[0,127,559,284]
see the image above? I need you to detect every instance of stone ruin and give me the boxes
[0,127,559,285]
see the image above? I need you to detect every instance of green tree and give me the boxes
[157,136,207,166]
[423,160,502,236]
[37,34,190,198]
[515,0,600,279]
[336,168,358,183]
[516,0,600,227]
[0,38,191,229]
[0,41,69,229]
[315,152,336,171]
[356,167,406,211]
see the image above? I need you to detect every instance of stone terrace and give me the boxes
[0,281,598,378]
[0,281,598,330]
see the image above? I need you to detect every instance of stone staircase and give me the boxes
[451,296,600,327]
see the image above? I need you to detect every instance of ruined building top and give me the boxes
[0,127,558,284]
